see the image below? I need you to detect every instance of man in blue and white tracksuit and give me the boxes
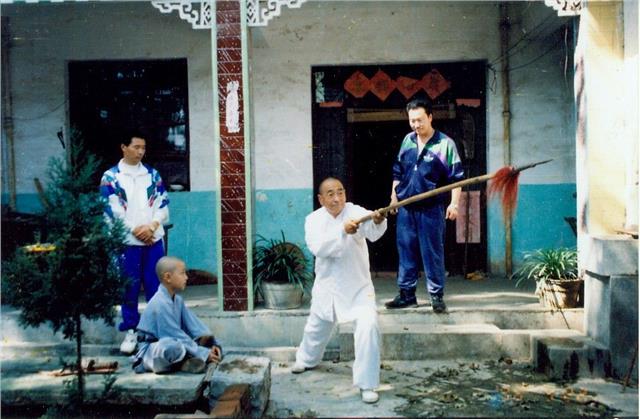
[100,130,170,354]
[386,98,464,313]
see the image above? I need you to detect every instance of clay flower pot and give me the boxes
[537,278,583,309]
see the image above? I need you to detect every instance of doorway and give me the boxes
[311,62,487,274]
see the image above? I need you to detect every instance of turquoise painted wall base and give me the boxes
[488,183,577,275]
[4,183,576,277]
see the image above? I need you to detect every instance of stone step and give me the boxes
[338,323,585,361]
[0,353,271,418]
[0,355,209,408]
[376,308,584,331]
[533,334,612,380]
[0,343,338,365]
[2,304,584,349]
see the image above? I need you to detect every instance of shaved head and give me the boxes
[156,256,184,279]
[317,177,346,217]
[318,177,342,195]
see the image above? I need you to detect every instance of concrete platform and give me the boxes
[1,356,207,408]
[1,354,271,417]
[3,274,613,417]
[1,275,583,349]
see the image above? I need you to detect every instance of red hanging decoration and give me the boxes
[344,71,371,98]
[396,76,422,99]
[369,70,396,101]
[420,69,451,100]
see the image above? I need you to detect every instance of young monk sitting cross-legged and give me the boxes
[132,256,222,374]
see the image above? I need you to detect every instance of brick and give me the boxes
[217,384,251,417]
[221,186,246,200]
[220,149,245,163]
[210,399,241,418]
[223,273,246,287]
[222,259,247,274]
[220,136,245,150]
[223,298,248,311]
[216,0,240,13]
[223,286,248,300]
[221,161,245,175]
[220,174,246,188]
[217,49,242,63]
[218,384,250,402]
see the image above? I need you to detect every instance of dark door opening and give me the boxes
[311,62,487,275]
[68,59,190,190]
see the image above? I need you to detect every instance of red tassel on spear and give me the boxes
[354,159,553,224]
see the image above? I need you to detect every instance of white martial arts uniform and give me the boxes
[132,285,219,373]
[295,203,387,389]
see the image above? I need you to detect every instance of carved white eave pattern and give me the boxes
[544,0,583,17]
[151,0,308,29]
[151,0,213,30]
[0,0,308,29]
[247,0,307,27]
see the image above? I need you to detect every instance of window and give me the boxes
[69,59,190,190]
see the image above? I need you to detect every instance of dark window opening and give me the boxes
[68,59,190,191]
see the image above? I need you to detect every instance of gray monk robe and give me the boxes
[132,284,220,373]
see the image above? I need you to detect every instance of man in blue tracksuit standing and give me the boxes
[385,98,464,313]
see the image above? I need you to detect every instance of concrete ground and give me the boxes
[2,274,638,417]
[267,359,638,418]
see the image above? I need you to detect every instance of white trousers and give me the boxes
[295,305,380,389]
[142,337,187,373]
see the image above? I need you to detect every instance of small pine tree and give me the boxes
[2,132,129,408]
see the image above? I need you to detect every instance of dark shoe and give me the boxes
[430,295,447,313]
[385,290,418,309]
[180,356,206,373]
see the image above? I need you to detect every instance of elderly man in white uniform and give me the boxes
[292,177,387,404]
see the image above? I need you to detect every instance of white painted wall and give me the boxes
[250,0,576,189]
[2,2,216,194]
[508,2,577,184]
[251,1,501,189]
[2,1,577,195]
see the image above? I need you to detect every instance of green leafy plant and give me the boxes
[512,248,578,287]
[253,231,313,298]
[2,131,128,409]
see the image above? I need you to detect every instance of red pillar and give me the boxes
[216,0,248,311]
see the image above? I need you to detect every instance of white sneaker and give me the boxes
[291,362,309,374]
[361,389,379,404]
[120,330,137,355]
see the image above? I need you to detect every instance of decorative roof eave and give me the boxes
[0,0,308,29]
[151,0,309,29]
[246,0,307,27]
[544,0,583,17]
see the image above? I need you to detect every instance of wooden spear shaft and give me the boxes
[355,159,552,224]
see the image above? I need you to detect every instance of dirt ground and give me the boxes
[267,358,635,418]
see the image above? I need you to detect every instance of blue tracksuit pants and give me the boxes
[396,205,446,296]
[119,240,164,331]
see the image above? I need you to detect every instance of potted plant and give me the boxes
[253,232,313,309]
[512,248,582,308]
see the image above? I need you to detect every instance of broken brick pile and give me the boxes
[154,383,251,419]
[210,384,251,418]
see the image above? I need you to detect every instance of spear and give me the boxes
[355,159,553,224]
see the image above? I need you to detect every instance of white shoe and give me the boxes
[361,389,379,404]
[291,362,309,374]
[120,330,137,355]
